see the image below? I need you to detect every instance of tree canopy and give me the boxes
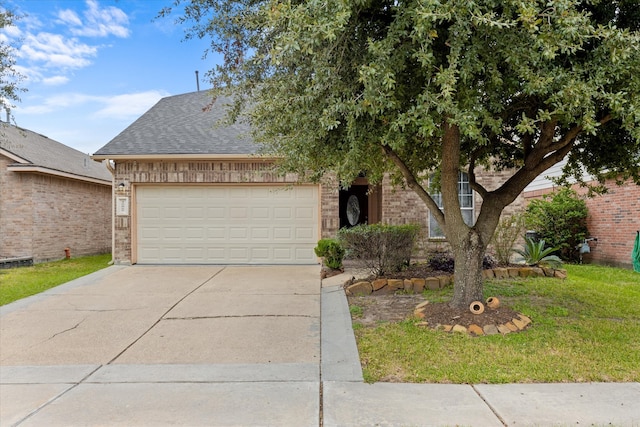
[0,5,24,114]
[164,0,640,307]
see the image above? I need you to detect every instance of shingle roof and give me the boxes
[93,91,257,157]
[0,124,112,182]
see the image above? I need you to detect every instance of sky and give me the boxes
[1,0,220,154]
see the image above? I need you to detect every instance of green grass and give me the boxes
[0,254,111,306]
[353,264,640,384]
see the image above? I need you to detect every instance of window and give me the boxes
[429,172,475,238]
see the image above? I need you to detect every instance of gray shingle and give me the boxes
[0,124,112,182]
[94,91,257,156]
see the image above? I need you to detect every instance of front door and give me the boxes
[339,178,381,228]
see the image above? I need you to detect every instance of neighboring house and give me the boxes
[0,123,112,263]
[524,163,640,269]
[93,91,525,265]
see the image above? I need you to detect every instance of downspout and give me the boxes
[104,159,116,265]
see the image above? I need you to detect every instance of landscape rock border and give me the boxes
[344,266,567,296]
[413,300,533,336]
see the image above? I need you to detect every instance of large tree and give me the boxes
[162,0,640,308]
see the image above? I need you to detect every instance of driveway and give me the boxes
[3,265,640,426]
[1,265,322,426]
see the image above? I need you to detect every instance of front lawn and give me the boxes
[352,264,640,383]
[0,254,112,306]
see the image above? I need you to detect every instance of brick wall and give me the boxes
[0,154,112,262]
[112,159,525,263]
[523,178,639,269]
[380,168,526,255]
[0,155,33,258]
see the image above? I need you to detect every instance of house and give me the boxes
[93,91,525,265]
[524,163,640,269]
[0,124,112,264]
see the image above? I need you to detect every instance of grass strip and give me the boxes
[0,254,111,306]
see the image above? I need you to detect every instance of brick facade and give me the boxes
[112,159,311,264]
[110,159,522,263]
[0,154,112,262]
[524,178,639,269]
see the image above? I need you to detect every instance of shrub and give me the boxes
[427,250,497,273]
[524,187,588,261]
[314,238,345,269]
[427,250,455,273]
[514,237,563,269]
[491,211,526,265]
[338,223,420,276]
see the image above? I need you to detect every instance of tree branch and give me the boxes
[468,149,489,199]
[381,144,444,224]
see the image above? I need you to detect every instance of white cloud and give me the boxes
[41,75,69,86]
[16,90,169,120]
[93,91,169,119]
[58,0,130,38]
[19,32,97,69]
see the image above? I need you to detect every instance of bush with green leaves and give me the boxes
[525,188,588,261]
[338,224,420,276]
[314,238,345,270]
[514,237,563,269]
[491,212,526,265]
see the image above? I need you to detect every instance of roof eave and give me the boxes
[7,165,112,185]
[0,147,29,163]
[91,153,279,161]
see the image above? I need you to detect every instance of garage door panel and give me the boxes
[137,185,318,264]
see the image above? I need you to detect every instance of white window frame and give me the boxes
[429,171,475,239]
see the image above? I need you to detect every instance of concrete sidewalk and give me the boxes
[1,265,639,426]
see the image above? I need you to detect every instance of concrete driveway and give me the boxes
[3,265,640,426]
[1,265,322,426]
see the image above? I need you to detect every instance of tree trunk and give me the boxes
[449,229,487,309]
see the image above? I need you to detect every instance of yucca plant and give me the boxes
[514,237,563,269]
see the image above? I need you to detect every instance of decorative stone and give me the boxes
[517,314,532,326]
[507,268,520,278]
[411,278,426,292]
[554,269,568,279]
[493,268,509,279]
[452,324,467,334]
[468,324,484,336]
[542,267,556,277]
[443,325,453,332]
[415,321,429,327]
[415,300,430,310]
[512,317,528,330]
[531,267,545,277]
[346,281,372,296]
[425,278,440,290]
[482,269,495,279]
[414,309,426,319]
[371,278,388,291]
[483,324,500,335]
[437,275,452,288]
[404,279,413,292]
[519,267,534,277]
[496,324,512,334]
[505,321,519,332]
[387,279,404,290]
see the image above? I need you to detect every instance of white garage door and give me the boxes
[136,185,319,264]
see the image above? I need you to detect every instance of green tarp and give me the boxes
[633,231,640,273]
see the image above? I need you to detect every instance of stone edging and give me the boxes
[413,300,532,336]
[344,266,567,296]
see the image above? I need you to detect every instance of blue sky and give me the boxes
[1,0,219,154]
